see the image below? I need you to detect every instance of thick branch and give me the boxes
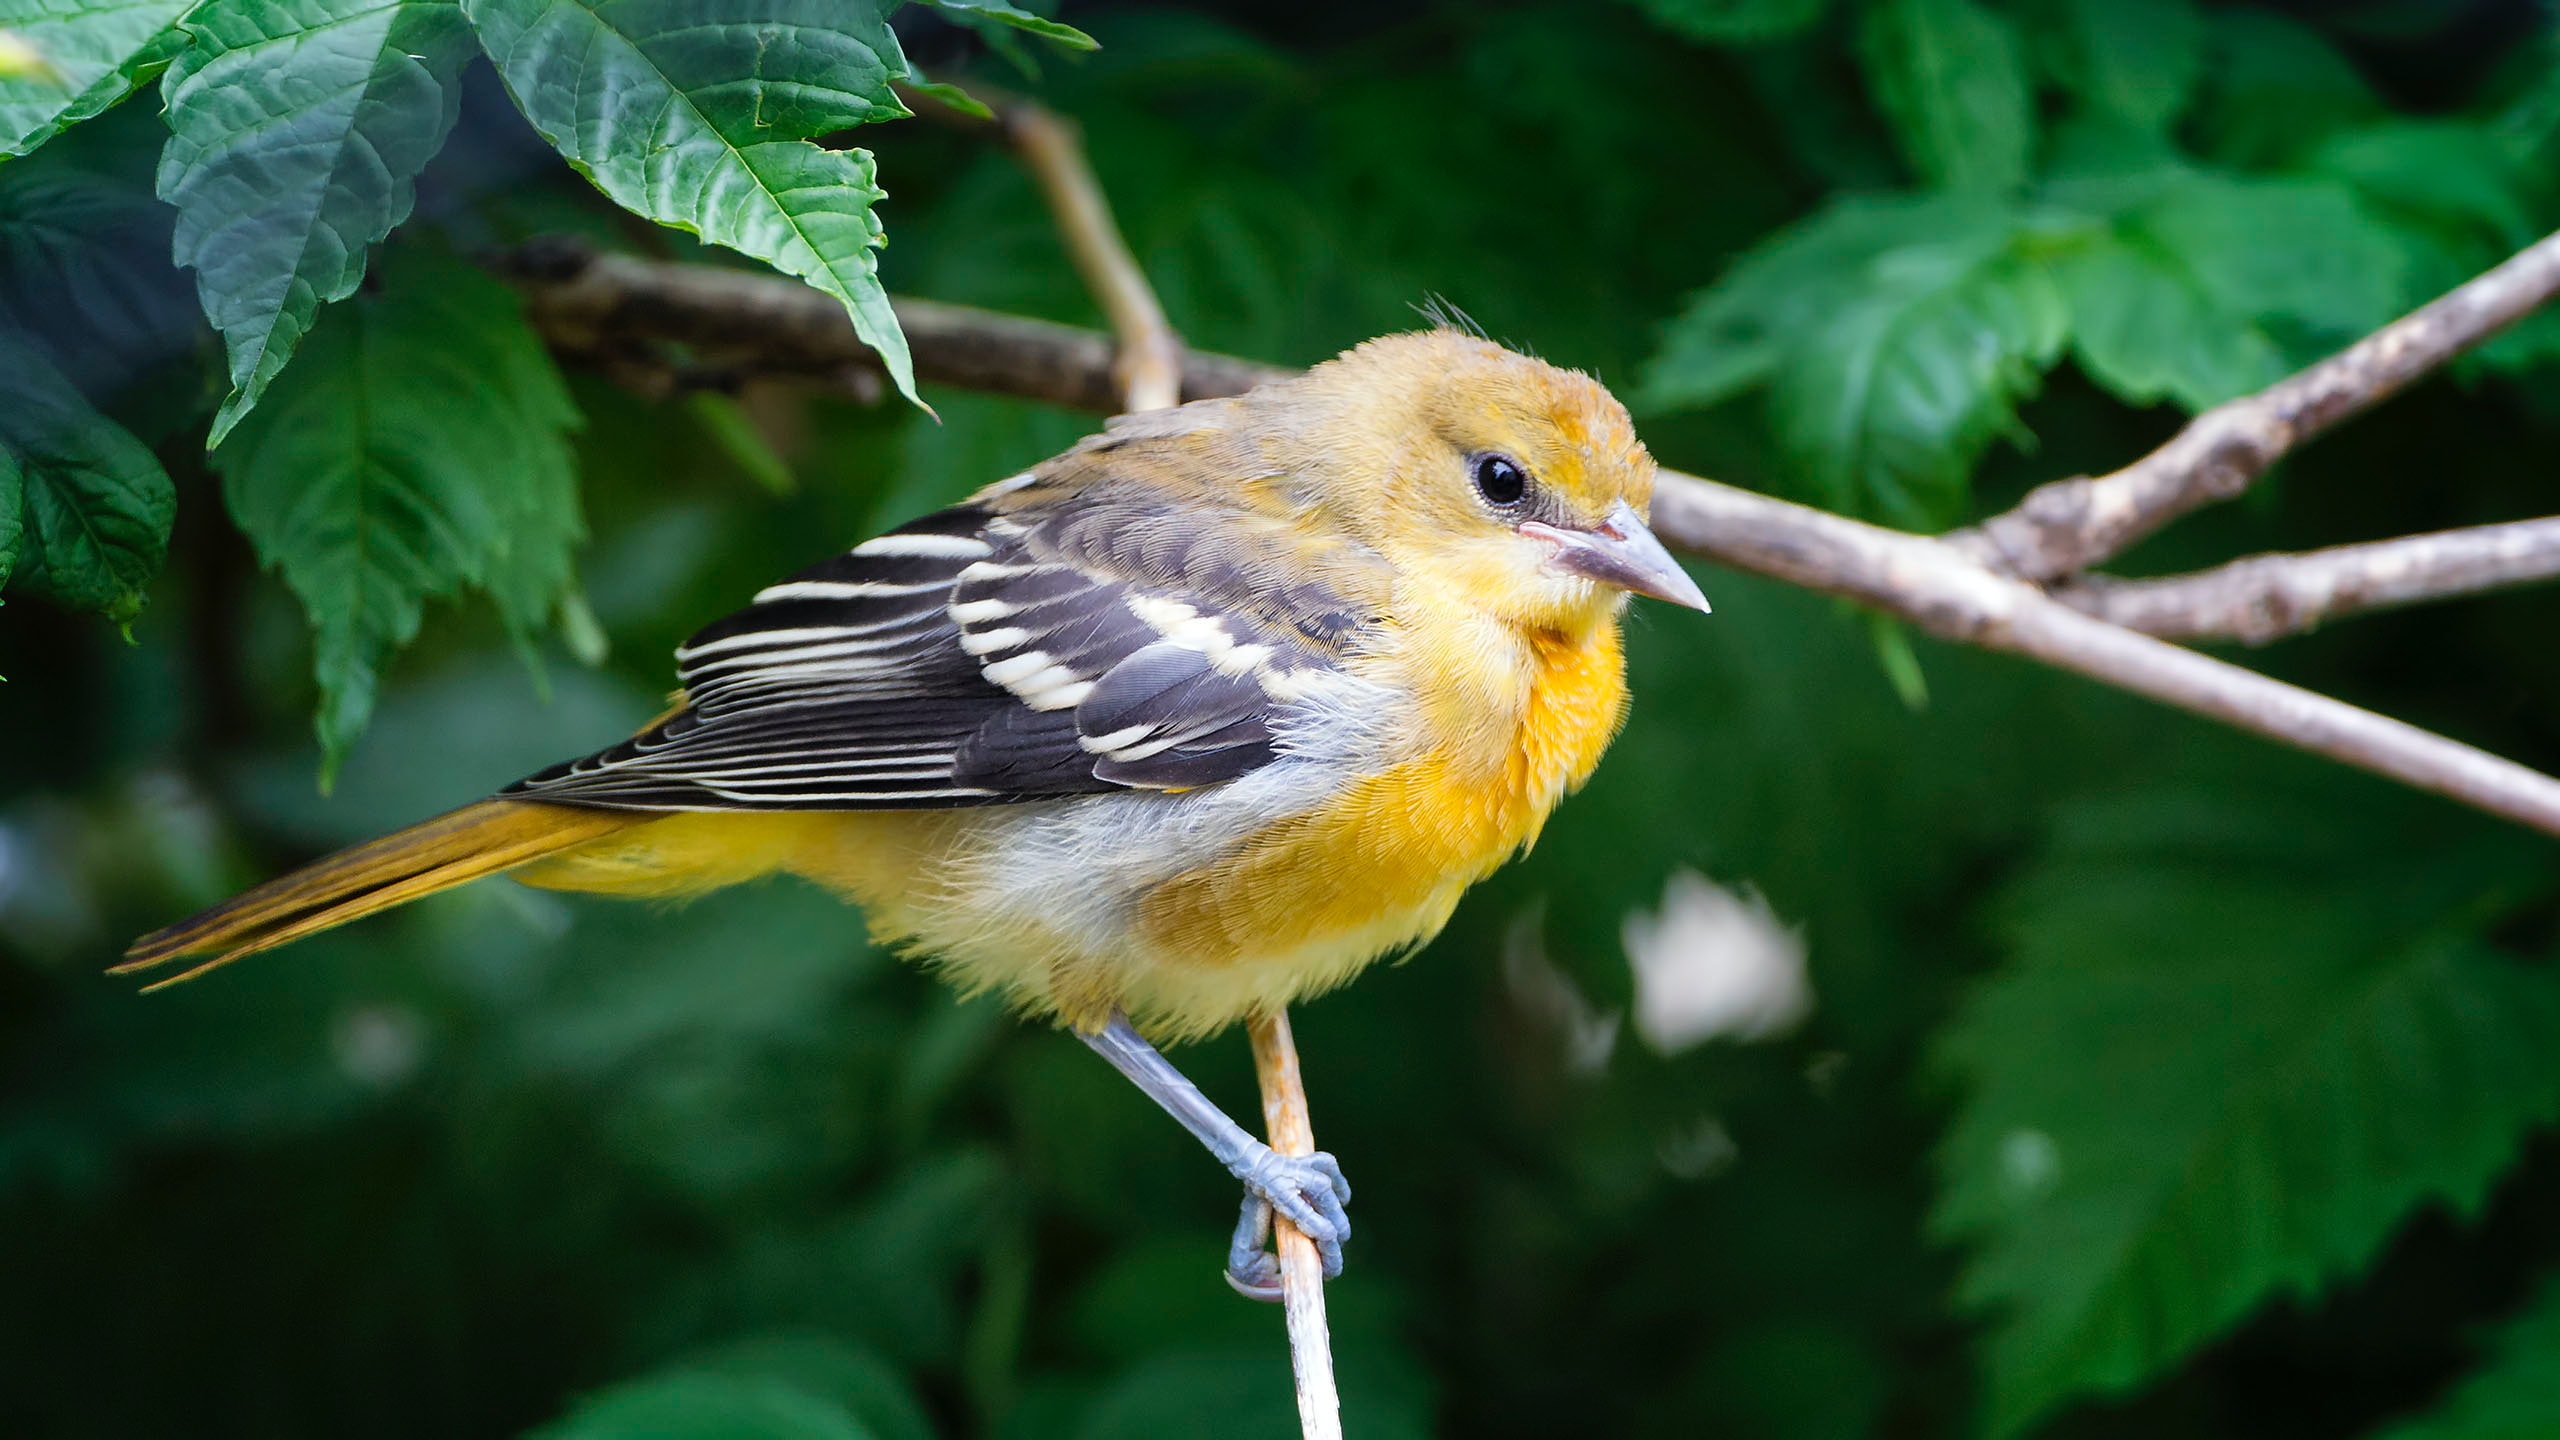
[505,239,1274,408]
[1003,101,1185,413]
[499,243,2560,842]
[1951,230,2560,582]
[2053,519,2560,644]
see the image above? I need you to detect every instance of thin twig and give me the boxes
[496,243,2560,842]
[1248,1010,1343,1440]
[992,120,1342,1431]
[2051,518,2560,644]
[1002,101,1184,412]
[1951,230,2560,582]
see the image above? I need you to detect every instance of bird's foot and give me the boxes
[1222,1145,1350,1301]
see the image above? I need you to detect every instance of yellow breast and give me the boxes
[1133,618,1628,1004]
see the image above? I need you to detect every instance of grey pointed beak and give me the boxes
[1520,500,1711,613]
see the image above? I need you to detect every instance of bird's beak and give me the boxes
[1520,500,1711,613]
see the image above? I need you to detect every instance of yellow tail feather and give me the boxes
[116,800,641,989]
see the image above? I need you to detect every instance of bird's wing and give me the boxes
[504,482,1380,810]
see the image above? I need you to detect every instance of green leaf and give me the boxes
[211,251,584,780]
[2378,1272,2560,1439]
[905,0,1096,50]
[2053,229,2285,410]
[2040,0,2201,131]
[464,0,923,406]
[2137,174,2405,340]
[0,146,198,401]
[1766,201,2064,525]
[1642,194,1957,414]
[0,0,189,160]
[1933,792,2560,1437]
[0,330,174,620]
[156,0,476,447]
[2192,8,2382,169]
[2053,169,2405,411]
[1857,0,2033,193]
[1613,0,1830,45]
[681,1335,936,1440]
[529,1373,877,1440]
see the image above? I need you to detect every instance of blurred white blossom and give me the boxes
[1621,869,1812,1055]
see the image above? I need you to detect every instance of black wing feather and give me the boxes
[505,482,1369,812]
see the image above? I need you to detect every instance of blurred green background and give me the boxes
[5,1,2560,1436]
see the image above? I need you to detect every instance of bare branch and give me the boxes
[504,239,1275,409]
[1002,101,1185,413]
[2052,519,2560,644]
[1248,1010,1343,1440]
[1651,481,2560,837]
[1951,230,2560,582]
[498,244,2560,842]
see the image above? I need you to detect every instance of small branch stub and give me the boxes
[1249,1010,1343,1440]
[1953,229,2560,582]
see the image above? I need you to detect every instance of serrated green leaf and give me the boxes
[1765,203,2065,526]
[156,0,476,447]
[2053,230,2286,410]
[1614,0,1830,45]
[2377,1272,2560,1439]
[0,150,195,401]
[2041,0,2201,130]
[905,0,1095,50]
[529,1373,878,1440]
[465,0,922,407]
[1642,194,1961,414]
[0,0,189,160]
[1934,793,2560,1437]
[0,329,173,619]
[211,251,584,780]
[2138,173,2406,340]
[1858,0,2033,193]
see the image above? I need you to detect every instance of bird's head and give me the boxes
[1288,329,1708,635]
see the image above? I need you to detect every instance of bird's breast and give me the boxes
[1133,619,1629,978]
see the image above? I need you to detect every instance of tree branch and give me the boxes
[1649,482,2560,836]
[1248,1011,1343,1440]
[497,242,2560,842]
[995,106,1343,1432]
[2051,518,2560,644]
[1001,100,1185,413]
[1949,230,2560,582]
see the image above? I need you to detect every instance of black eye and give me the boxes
[1472,453,1528,507]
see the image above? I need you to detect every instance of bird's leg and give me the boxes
[1078,1011,1351,1296]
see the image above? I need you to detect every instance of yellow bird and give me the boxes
[120,329,1709,1294]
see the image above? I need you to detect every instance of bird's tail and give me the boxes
[115,799,641,991]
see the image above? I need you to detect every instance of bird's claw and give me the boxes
[1224,1146,1351,1299]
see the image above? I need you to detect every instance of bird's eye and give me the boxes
[1472,453,1528,507]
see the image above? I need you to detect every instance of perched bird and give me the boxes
[120,329,1709,1294]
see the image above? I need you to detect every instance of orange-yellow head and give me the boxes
[1276,329,1708,634]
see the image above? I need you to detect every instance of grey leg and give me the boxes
[1078,1012,1351,1294]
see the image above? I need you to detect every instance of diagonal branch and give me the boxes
[495,241,2560,842]
[2052,518,2560,645]
[1650,482,2560,836]
[1001,100,1185,413]
[1950,230,2560,583]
